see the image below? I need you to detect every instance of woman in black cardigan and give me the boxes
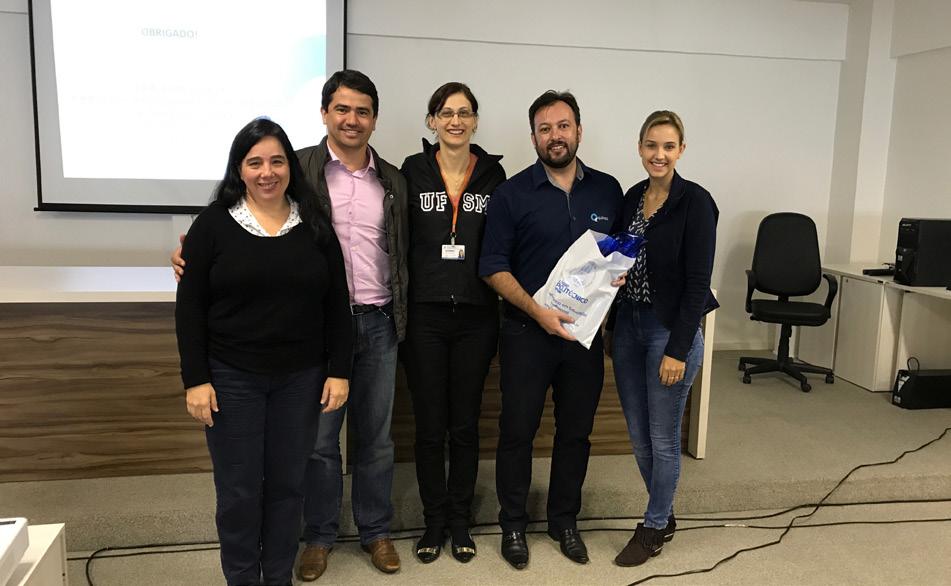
[606,110,719,567]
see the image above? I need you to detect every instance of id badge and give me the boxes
[441,244,466,261]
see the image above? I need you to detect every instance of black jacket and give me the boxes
[296,137,410,341]
[401,140,506,305]
[610,171,719,361]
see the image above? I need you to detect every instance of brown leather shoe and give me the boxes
[361,537,401,573]
[298,544,331,581]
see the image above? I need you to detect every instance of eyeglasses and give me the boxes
[435,109,476,120]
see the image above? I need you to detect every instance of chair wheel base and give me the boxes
[742,374,752,384]
[825,374,835,384]
[801,382,812,392]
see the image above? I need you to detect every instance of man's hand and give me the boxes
[532,306,575,340]
[658,355,686,387]
[320,377,349,412]
[185,383,218,426]
[611,274,627,287]
[171,233,186,282]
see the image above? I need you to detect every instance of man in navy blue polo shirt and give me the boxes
[478,90,623,570]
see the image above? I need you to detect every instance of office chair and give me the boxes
[738,212,838,392]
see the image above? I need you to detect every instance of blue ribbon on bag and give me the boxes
[597,231,646,258]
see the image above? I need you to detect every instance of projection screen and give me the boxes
[29,0,346,213]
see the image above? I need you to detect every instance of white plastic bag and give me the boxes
[532,230,641,349]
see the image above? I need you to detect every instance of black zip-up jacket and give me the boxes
[608,171,719,361]
[297,137,410,341]
[401,139,506,306]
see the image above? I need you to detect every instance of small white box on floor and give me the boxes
[6,523,67,586]
[0,518,29,586]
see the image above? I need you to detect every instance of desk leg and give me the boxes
[688,309,716,460]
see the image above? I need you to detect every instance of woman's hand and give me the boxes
[185,383,218,426]
[658,355,686,387]
[321,377,349,412]
[171,233,186,282]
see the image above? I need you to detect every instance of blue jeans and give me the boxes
[206,358,322,586]
[302,306,398,546]
[612,302,704,530]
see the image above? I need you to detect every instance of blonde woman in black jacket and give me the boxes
[400,82,506,565]
[606,110,718,567]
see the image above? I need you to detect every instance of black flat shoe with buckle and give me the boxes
[414,526,445,564]
[450,526,477,563]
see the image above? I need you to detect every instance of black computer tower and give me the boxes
[894,218,951,286]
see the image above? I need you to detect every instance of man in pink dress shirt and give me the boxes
[290,71,408,580]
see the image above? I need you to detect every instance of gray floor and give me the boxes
[4,350,951,585]
[69,501,951,585]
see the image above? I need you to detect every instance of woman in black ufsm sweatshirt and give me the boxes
[399,82,506,565]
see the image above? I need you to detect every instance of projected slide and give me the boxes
[31,0,344,210]
[51,0,326,181]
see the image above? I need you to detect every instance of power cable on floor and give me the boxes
[77,427,951,586]
[70,496,951,561]
[624,425,951,585]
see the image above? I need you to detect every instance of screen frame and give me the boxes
[28,0,348,215]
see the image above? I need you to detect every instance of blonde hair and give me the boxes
[638,110,685,144]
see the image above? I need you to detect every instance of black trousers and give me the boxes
[402,301,499,529]
[205,358,322,586]
[495,317,604,533]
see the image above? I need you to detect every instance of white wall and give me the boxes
[875,0,951,260]
[0,0,853,350]
[848,0,895,263]
[349,0,846,350]
[890,0,951,57]
[824,0,873,264]
[825,0,896,265]
[878,44,951,258]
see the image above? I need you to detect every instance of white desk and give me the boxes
[798,264,951,391]
[0,266,175,303]
[6,524,67,586]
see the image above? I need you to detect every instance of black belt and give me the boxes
[350,302,392,316]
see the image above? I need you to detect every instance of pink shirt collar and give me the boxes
[326,142,377,176]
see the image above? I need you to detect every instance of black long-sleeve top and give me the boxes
[175,203,353,389]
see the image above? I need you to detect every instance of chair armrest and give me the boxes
[822,273,838,310]
[745,269,756,314]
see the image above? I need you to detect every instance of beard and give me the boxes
[535,138,578,169]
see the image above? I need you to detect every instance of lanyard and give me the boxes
[437,152,477,245]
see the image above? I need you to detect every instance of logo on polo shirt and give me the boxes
[590,212,609,223]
